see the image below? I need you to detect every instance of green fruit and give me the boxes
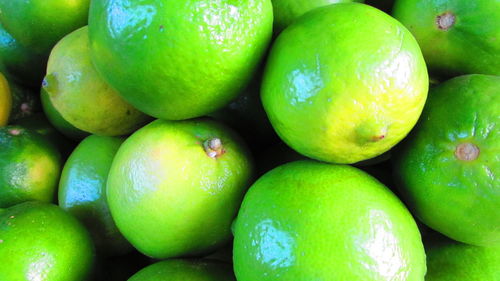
[0,22,45,87]
[272,0,364,33]
[107,118,253,259]
[89,0,273,120]
[424,235,500,281]
[0,201,95,281]
[0,0,89,55]
[392,0,500,76]
[59,135,132,256]
[262,3,428,164]
[393,74,500,247]
[0,72,11,126]
[43,26,150,136]
[233,160,426,281]
[41,87,89,140]
[0,126,61,208]
[128,259,236,281]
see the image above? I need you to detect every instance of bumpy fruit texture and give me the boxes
[262,3,428,164]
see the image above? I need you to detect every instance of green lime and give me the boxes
[0,72,11,126]
[41,87,89,140]
[89,0,273,120]
[392,0,500,76]
[8,80,39,123]
[0,0,89,55]
[0,22,45,87]
[272,0,364,33]
[0,201,95,281]
[393,74,499,247]
[233,160,426,281]
[107,118,253,259]
[424,234,500,281]
[261,3,428,164]
[0,125,61,208]
[128,259,236,281]
[59,135,132,256]
[43,26,150,137]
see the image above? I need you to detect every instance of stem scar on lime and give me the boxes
[436,11,456,30]
[204,138,225,158]
[455,142,479,161]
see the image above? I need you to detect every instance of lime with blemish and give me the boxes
[0,125,61,208]
[392,0,500,76]
[42,26,150,137]
[106,118,254,259]
[262,3,428,164]
[393,74,500,247]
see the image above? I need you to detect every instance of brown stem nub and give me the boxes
[437,11,456,30]
[204,138,225,158]
[8,128,22,136]
[455,142,479,161]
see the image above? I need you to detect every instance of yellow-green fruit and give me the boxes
[0,126,61,208]
[272,0,365,33]
[261,3,428,164]
[0,72,11,126]
[42,26,150,137]
[0,201,95,281]
[89,0,273,120]
[233,160,426,281]
[128,259,236,281]
[107,118,254,259]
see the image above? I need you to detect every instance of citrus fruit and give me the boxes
[0,22,45,87]
[128,259,236,281]
[0,0,90,55]
[59,135,132,256]
[233,160,426,281]
[88,0,273,120]
[41,87,89,140]
[42,26,150,137]
[0,125,61,208]
[107,118,253,259]
[0,71,11,126]
[392,0,500,76]
[424,234,500,281]
[393,74,500,247]
[261,3,428,164]
[0,201,95,281]
[272,0,364,33]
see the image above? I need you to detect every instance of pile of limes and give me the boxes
[0,0,498,280]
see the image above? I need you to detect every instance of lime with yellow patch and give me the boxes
[0,125,61,208]
[42,26,150,137]
[0,72,11,126]
[129,259,236,281]
[107,118,253,259]
[0,201,95,281]
[271,0,364,33]
[261,3,428,164]
[393,74,500,247]
[89,0,273,120]
[233,160,426,281]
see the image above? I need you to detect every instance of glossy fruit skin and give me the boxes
[424,235,500,281]
[0,0,89,55]
[107,118,254,259]
[59,135,132,256]
[43,26,150,136]
[0,22,45,87]
[128,259,236,281]
[393,74,500,247]
[0,126,61,208]
[262,3,428,164]
[41,88,90,140]
[392,0,500,76]
[0,201,95,281]
[0,72,11,126]
[233,160,426,281]
[271,0,364,33]
[89,0,273,120]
